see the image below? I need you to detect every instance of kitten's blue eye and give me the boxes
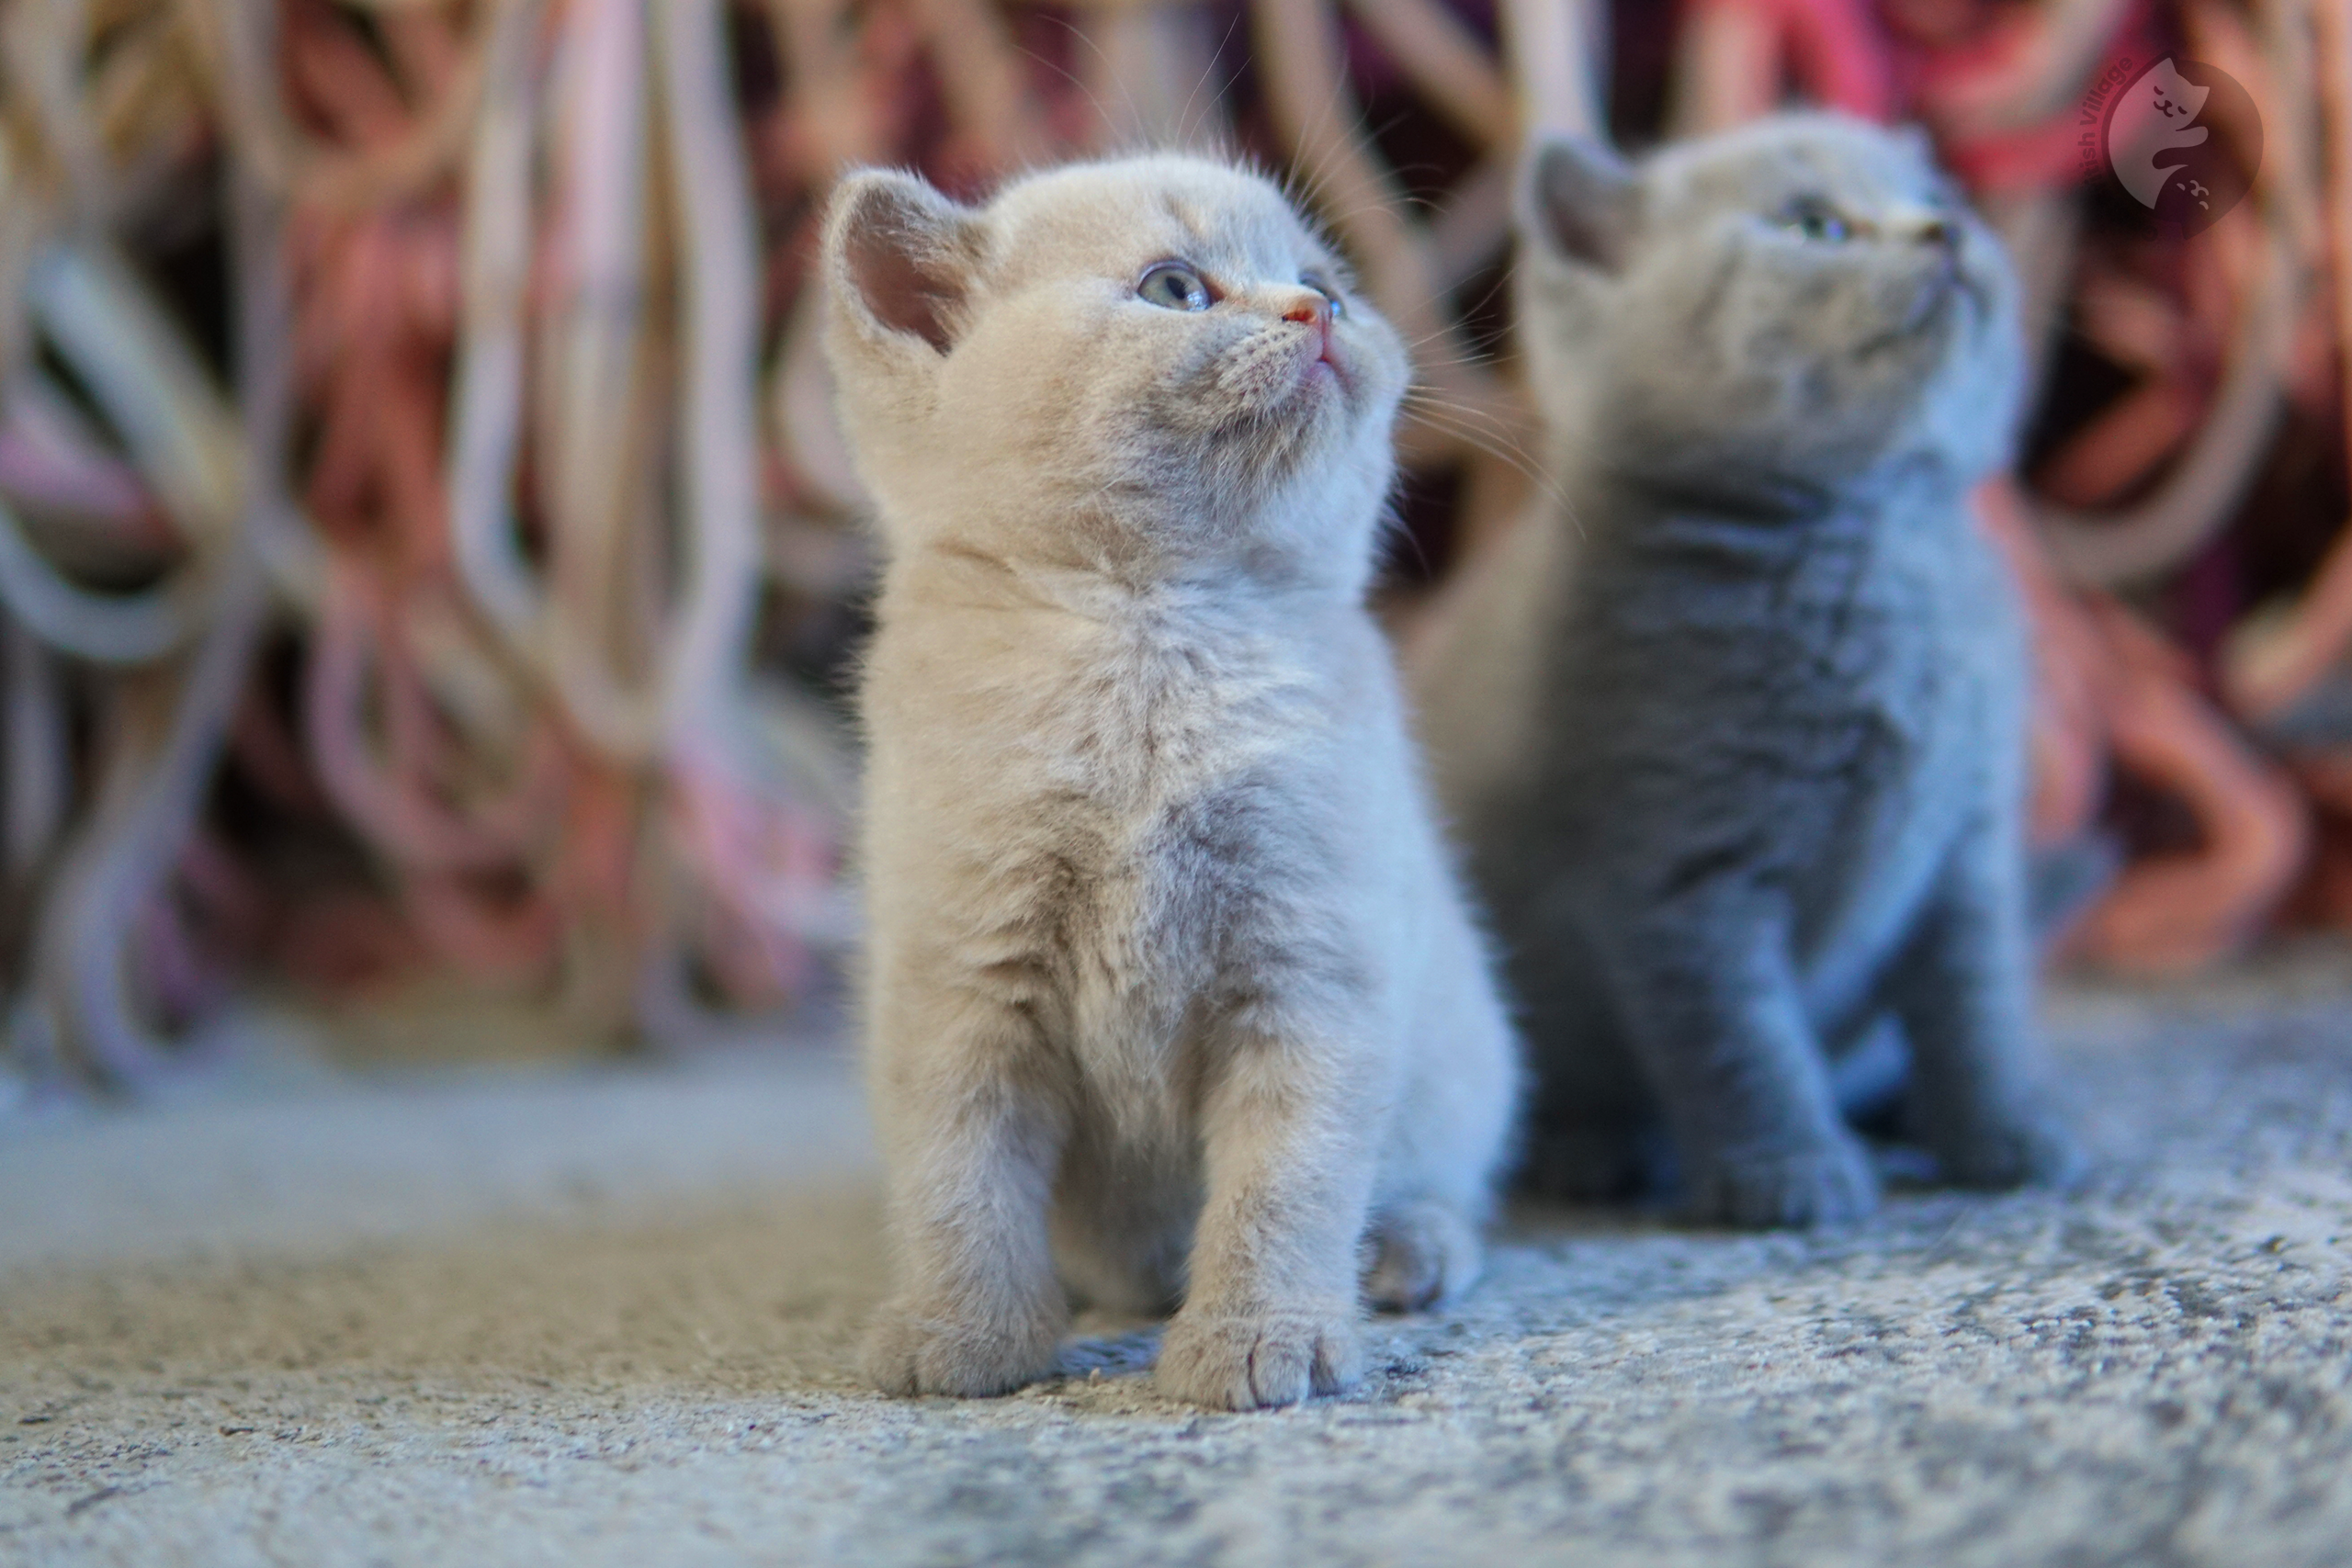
[1138,262,1212,311]
[1302,272,1345,319]
[1779,200,1851,243]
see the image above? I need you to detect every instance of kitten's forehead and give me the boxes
[982,157,1329,284]
[1657,116,1944,218]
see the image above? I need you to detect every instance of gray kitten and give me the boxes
[1415,115,2078,1226]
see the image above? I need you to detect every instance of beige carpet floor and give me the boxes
[3,963,2350,1567]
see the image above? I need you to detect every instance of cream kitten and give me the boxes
[823,154,1519,1410]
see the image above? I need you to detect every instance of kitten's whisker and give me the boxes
[1408,422,1552,492]
[1398,318,1473,352]
[1363,108,1419,149]
[1400,378,1517,411]
[1172,13,1243,153]
[1399,388,1552,468]
[1013,41,1120,151]
[1401,346,1502,373]
[1400,406,1544,474]
[1406,365,1509,395]
[1398,331,1492,368]
[1039,13,1150,154]
[1398,402,1567,512]
[1409,265,1523,351]
[1272,25,1374,231]
[1401,386,1536,446]
[1375,499,1438,581]
[1399,342,1512,371]
[1404,431,1563,517]
[1283,153,1344,229]
[1315,197,1439,231]
[1387,272,1526,356]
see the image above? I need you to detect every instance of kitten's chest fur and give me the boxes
[865,563,1354,1090]
[1598,500,2004,772]
[1542,476,2019,984]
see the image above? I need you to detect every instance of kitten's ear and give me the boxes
[1521,135,1639,273]
[824,169,984,355]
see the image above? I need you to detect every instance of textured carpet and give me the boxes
[3,964,2350,1568]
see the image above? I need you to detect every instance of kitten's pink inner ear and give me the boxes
[1531,137,1638,273]
[840,182,973,355]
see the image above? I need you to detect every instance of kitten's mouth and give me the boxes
[1303,322,1340,370]
[1291,346,1345,412]
[1208,321,1364,444]
[1299,327,1355,402]
[1856,270,1961,358]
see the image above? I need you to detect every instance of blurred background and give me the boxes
[0,0,2346,1095]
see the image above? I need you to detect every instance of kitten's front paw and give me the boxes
[1689,1131,1879,1228]
[1363,1201,1482,1313]
[1156,1304,1361,1410]
[1931,1109,2085,1193]
[862,1296,1062,1399]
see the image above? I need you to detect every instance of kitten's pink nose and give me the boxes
[1283,292,1333,361]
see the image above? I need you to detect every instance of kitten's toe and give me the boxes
[862,1296,1062,1398]
[1690,1131,1879,1228]
[1363,1200,1482,1313]
[1156,1303,1361,1410]
[1931,1109,2085,1192]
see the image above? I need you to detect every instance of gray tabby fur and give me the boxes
[1415,114,2079,1226]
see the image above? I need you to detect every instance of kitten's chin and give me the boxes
[1294,361,1350,434]
[1207,340,1397,494]
[1268,351,1345,434]
[1302,338,1403,428]
[1854,274,1960,362]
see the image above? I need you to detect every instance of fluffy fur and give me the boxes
[1415,115,2078,1227]
[825,155,1519,1408]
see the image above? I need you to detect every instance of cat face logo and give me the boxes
[2087,57,2259,238]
